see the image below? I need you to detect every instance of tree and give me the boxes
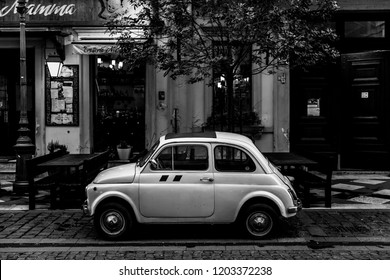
[108,0,339,132]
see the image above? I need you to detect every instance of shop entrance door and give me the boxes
[340,51,390,169]
[290,64,340,162]
[0,49,35,157]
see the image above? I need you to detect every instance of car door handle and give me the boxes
[200,177,214,182]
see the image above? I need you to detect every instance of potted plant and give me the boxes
[117,140,132,160]
[191,118,205,133]
[47,140,68,153]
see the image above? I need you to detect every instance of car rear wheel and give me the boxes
[94,202,133,240]
[242,204,277,239]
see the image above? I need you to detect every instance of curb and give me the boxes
[1,238,390,248]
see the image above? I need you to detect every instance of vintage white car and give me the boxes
[83,132,301,240]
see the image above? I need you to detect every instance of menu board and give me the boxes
[45,65,79,126]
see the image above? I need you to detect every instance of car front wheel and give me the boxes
[94,202,133,240]
[242,204,277,239]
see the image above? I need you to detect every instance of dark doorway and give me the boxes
[340,51,390,169]
[290,64,340,163]
[0,49,35,157]
[291,51,390,170]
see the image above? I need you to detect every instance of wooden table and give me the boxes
[37,153,101,208]
[37,153,99,172]
[263,152,318,169]
[263,152,332,208]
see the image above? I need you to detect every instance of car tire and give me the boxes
[94,202,133,240]
[241,204,277,239]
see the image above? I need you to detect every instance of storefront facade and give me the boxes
[0,0,289,160]
[0,0,148,158]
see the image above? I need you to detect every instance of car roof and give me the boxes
[165,131,217,140]
[163,131,254,145]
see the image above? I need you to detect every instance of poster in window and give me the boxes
[45,65,79,126]
[307,98,320,117]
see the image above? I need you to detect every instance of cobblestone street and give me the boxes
[1,209,390,260]
[1,209,390,241]
[1,245,390,260]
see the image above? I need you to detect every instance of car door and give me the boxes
[212,144,266,219]
[139,143,215,218]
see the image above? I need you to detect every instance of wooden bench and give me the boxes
[56,150,109,207]
[285,153,335,208]
[26,150,69,210]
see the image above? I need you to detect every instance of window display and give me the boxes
[94,56,145,155]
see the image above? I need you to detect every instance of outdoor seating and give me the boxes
[264,152,336,208]
[56,150,109,208]
[287,153,335,208]
[26,149,69,210]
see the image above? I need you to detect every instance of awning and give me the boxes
[71,27,144,55]
[72,42,119,55]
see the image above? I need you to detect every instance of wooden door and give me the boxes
[290,64,340,164]
[340,51,390,169]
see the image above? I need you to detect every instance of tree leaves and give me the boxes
[109,0,339,82]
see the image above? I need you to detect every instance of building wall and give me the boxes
[33,41,46,156]
[144,66,289,153]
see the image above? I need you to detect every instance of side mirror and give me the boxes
[150,159,158,170]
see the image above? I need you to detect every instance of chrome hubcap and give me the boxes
[247,212,272,236]
[101,210,125,235]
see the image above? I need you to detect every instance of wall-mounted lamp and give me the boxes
[46,54,63,77]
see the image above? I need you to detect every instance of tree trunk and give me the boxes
[226,71,234,132]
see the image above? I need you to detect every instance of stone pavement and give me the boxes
[0,208,390,247]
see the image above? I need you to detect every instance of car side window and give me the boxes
[153,145,209,171]
[154,146,173,170]
[214,145,256,172]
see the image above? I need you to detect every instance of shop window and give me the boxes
[208,43,253,131]
[94,55,145,155]
[345,21,385,38]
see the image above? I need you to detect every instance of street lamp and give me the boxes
[46,54,63,77]
[13,0,36,194]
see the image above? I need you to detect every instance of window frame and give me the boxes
[213,144,257,173]
[210,41,253,131]
[335,12,390,52]
[151,143,210,172]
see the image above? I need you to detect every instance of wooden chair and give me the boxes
[26,150,69,210]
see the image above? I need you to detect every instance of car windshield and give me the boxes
[137,140,160,167]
